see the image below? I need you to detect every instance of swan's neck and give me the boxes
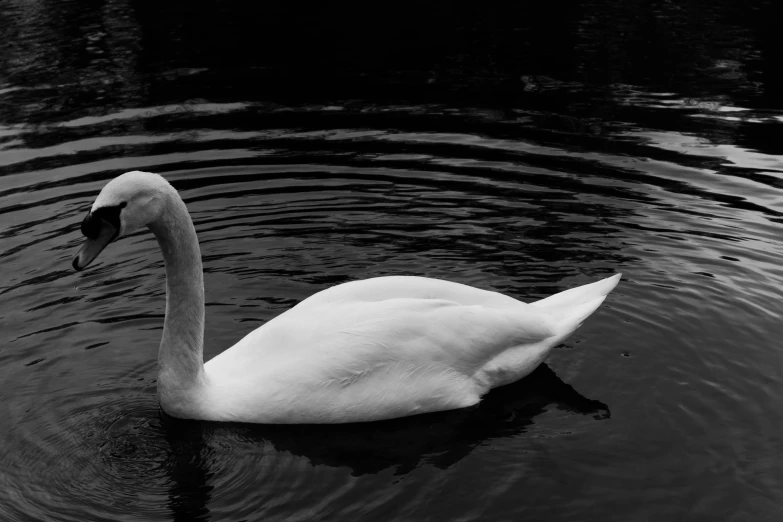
[149,191,206,416]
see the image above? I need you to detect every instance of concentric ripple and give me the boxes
[1,96,782,521]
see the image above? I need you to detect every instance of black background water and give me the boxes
[1,1,782,520]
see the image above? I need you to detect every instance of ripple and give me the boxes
[1,93,782,520]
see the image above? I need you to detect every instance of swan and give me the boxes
[71,171,621,424]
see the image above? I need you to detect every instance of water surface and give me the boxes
[1,1,782,521]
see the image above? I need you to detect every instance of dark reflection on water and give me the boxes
[162,420,214,522]
[0,0,781,124]
[1,0,783,521]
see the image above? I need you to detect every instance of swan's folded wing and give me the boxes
[340,298,557,375]
[204,298,558,422]
[216,297,557,378]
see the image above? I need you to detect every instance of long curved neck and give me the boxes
[149,190,206,414]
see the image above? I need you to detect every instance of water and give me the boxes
[1,1,782,520]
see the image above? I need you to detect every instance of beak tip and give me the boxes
[72,256,83,271]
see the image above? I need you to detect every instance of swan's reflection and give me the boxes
[161,420,215,522]
[160,363,609,519]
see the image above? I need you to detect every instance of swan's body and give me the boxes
[73,171,621,424]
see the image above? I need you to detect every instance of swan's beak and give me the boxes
[72,214,118,271]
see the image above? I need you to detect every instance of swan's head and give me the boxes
[72,171,171,271]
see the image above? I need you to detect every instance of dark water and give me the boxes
[1,1,782,520]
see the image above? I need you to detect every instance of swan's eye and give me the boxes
[119,202,127,209]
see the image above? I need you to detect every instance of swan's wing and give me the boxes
[205,297,557,422]
[208,297,555,381]
[292,276,525,311]
[320,298,554,370]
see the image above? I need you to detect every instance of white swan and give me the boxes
[72,171,621,424]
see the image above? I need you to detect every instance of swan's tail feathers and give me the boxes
[532,273,621,343]
[531,274,621,316]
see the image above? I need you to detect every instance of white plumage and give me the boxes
[72,171,621,424]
